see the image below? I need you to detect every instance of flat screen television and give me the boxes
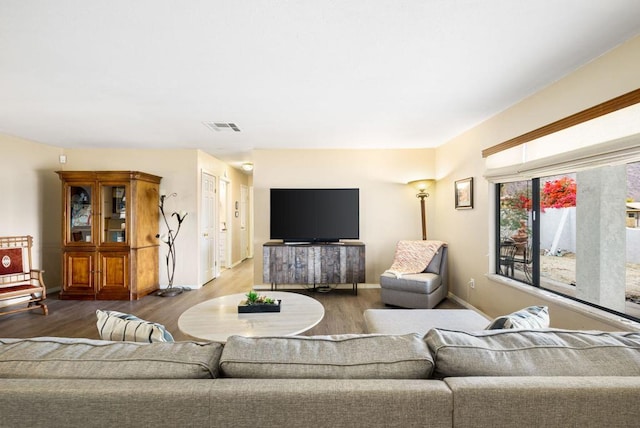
[270,188,359,243]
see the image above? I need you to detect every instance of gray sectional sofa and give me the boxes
[2,316,640,427]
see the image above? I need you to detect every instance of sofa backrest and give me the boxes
[219,333,434,379]
[425,328,640,378]
[5,327,640,382]
[0,337,223,379]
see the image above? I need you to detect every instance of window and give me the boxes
[497,180,534,285]
[495,161,640,322]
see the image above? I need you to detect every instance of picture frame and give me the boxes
[455,177,474,209]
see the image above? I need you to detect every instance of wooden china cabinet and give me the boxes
[57,171,162,300]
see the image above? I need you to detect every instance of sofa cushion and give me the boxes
[380,272,441,294]
[485,305,549,330]
[219,334,434,379]
[96,309,174,342]
[0,337,223,379]
[425,328,640,378]
[364,309,489,336]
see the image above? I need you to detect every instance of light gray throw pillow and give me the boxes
[485,305,549,329]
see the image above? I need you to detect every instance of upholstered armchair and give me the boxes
[379,241,448,309]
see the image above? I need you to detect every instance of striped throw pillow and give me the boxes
[96,310,174,342]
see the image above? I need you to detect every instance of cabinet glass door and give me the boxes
[102,185,127,244]
[69,185,93,243]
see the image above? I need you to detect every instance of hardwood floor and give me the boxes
[0,258,462,340]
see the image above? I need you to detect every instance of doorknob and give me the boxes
[204,233,209,237]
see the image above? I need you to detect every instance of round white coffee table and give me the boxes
[178,291,325,342]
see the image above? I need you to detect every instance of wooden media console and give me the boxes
[263,241,365,295]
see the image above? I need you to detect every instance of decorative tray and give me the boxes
[238,300,281,313]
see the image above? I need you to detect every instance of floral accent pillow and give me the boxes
[485,305,550,330]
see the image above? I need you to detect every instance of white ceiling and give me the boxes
[2,1,640,170]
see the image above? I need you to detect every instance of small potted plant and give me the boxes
[238,290,281,313]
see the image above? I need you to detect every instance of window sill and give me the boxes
[487,273,640,332]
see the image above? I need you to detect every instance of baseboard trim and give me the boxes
[447,292,491,319]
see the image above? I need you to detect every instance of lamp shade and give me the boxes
[408,179,435,192]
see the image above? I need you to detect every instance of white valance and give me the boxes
[485,132,640,182]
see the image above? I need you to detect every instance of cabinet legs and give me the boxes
[269,282,357,295]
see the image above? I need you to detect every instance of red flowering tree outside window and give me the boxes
[500,177,577,242]
[499,182,532,239]
[541,176,577,256]
[541,177,577,209]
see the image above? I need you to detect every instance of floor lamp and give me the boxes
[409,179,435,240]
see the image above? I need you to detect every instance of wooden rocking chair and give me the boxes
[0,236,48,316]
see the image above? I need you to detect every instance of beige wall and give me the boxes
[252,149,436,285]
[60,148,249,288]
[2,144,248,291]
[59,148,200,288]
[435,35,640,330]
[0,134,62,285]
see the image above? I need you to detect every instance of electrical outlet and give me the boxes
[469,278,475,288]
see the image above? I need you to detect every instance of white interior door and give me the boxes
[240,184,248,260]
[248,185,254,258]
[219,178,231,269]
[200,171,217,283]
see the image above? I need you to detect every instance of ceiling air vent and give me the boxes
[203,122,241,132]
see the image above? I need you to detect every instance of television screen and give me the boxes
[270,188,359,242]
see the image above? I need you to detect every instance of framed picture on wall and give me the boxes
[455,177,473,209]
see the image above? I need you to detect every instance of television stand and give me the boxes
[263,241,365,295]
